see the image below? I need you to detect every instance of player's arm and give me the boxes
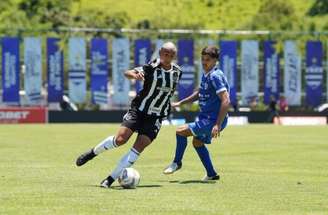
[172,88,199,107]
[212,90,230,138]
[124,69,145,81]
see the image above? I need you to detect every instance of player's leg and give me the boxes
[192,137,219,181]
[100,134,151,188]
[163,124,193,174]
[76,109,138,167]
[113,134,152,176]
[93,126,133,155]
[174,125,193,164]
[75,126,133,166]
[100,116,160,188]
[192,117,228,181]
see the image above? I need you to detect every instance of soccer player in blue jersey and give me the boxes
[163,45,230,181]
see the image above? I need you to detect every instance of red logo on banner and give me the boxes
[0,107,48,123]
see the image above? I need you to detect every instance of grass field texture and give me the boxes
[0,124,327,215]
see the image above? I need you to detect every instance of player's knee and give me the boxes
[133,143,146,153]
[192,140,204,148]
[134,141,149,153]
[176,125,188,136]
[115,135,128,146]
[176,129,183,136]
[133,135,152,153]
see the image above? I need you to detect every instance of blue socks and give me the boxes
[194,145,217,177]
[173,134,217,177]
[173,134,187,165]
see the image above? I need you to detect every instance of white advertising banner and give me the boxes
[241,40,259,105]
[24,37,42,105]
[284,41,301,105]
[112,38,130,106]
[68,37,86,103]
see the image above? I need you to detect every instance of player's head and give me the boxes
[201,46,219,72]
[159,42,177,67]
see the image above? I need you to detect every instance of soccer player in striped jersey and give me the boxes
[163,46,230,181]
[76,42,182,188]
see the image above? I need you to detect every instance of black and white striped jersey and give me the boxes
[131,58,182,117]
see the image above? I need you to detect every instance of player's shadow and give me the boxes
[169,180,216,184]
[88,184,162,190]
[109,184,162,190]
[137,184,162,188]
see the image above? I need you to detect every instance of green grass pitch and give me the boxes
[0,124,327,215]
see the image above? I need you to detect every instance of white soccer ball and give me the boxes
[118,168,140,189]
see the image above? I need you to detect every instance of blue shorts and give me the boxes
[188,116,228,144]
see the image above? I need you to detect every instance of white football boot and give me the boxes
[201,174,220,181]
[163,162,182,174]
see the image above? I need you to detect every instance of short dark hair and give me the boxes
[201,46,219,59]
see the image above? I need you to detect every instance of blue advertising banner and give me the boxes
[68,37,86,103]
[2,37,20,104]
[177,39,194,100]
[306,41,323,107]
[219,40,237,105]
[151,39,164,61]
[24,37,42,105]
[90,38,108,105]
[134,39,151,92]
[47,38,64,102]
[263,41,280,104]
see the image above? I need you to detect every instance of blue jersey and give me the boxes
[198,67,229,121]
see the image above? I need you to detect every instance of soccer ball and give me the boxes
[118,168,140,189]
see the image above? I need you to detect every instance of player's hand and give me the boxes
[211,124,221,138]
[171,101,181,108]
[134,72,145,81]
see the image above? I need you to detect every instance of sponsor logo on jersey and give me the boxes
[156,86,171,92]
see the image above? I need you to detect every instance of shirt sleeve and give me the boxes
[210,72,228,94]
[134,64,152,76]
[134,66,143,73]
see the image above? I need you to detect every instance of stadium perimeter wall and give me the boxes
[48,111,328,124]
